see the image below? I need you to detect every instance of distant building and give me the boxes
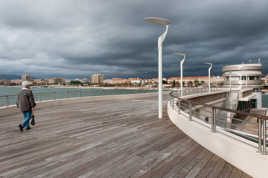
[0,80,11,86]
[167,76,224,87]
[65,79,71,85]
[33,79,48,86]
[103,78,128,85]
[48,78,56,85]
[10,79,22,86]
[47,78,66,85]
[128,78,142,85]
[80,78,90,84]
[21,74,32,81]
[151,78,167,84]
[222,63,264,89]
[91,74,104,84]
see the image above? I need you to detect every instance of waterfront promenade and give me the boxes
[0,93,250,178]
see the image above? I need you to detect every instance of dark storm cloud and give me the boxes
[0,0,268,79]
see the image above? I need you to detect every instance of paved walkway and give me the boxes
[0,93,251,178]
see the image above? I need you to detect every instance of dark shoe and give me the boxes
[19,124,23,132]
[26,127,31,130]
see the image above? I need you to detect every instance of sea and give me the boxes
[1,86,268,108]
[0,86,156,107]
[262,93,268,108]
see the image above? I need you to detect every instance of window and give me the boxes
[249,76,255,80]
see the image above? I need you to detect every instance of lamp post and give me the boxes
[205,63,212,93]
[144,17,171,119]
[176,53,186,96]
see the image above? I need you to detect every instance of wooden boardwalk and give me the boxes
[0,93,251,178]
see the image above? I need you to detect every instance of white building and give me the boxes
[91,74,104,84]
[222,63,264,89]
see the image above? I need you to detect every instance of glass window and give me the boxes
[249,76,255,80]
[242,76,247,80]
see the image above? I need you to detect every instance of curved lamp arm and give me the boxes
[158,25,169,45]
[206,63,213,71]
[209,63,213,71]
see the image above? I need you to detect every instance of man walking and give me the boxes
[17,81,36,132]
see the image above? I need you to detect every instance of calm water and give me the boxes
[262,94,268,108]
[0,87,156,107]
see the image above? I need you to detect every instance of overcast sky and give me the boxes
[0,0,267,79]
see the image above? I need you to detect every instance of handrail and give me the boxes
[169,90,267,155]
[0,90,84,107]
[0,91,79,98]
[169,91,268,121]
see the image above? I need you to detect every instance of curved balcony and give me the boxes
[222,64,264,72]
[224,80,264,86]
[168,90,268,178]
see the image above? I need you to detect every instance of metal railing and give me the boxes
[170,87,226,97]
[0,89,101,108]
[169,90,268,155]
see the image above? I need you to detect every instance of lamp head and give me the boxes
[144,17,171,25]
[176,52,186,57]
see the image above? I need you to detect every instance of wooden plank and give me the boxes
[195,155,220,178]
[218,163,234,178]
[0,93,251,178]
[230,167,242,178]
[185,150,213,178]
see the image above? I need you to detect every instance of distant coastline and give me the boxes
[45,85,157,90]
[0,85,157,90]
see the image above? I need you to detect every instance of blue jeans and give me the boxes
[21,111,32,129]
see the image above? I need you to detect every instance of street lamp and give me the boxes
[176,52,187,96]
[144,17,171,119]
[205,63,213,93]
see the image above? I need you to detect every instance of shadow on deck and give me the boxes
[0,93,251,178]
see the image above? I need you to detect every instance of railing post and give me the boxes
[79,89,82,98]
[258,119,263,153]
[6,96,9,106]
[54,92,57,100]
[211,107,216,132]
[172,98,176,110]
[263,120,267,154]
[189,101,192,121]
[178,99,181,114]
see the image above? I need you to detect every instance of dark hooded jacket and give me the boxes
[17,89,36,112]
